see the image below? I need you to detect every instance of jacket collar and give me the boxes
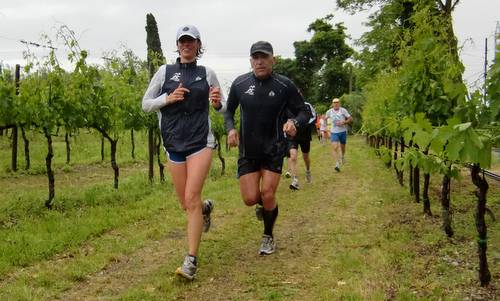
[176,57,197,68]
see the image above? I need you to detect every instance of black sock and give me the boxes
[262,205,278,237]
[188,254,197,266]
[257,199,263,206]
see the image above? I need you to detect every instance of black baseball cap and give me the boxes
[250,41,273,56]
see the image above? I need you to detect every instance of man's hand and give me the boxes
[166,83,190,104]
[283,119,297,137]
[228,129,239,147]
[209,86,222,109]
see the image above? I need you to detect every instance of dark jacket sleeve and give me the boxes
[285,81,311,127]
[223,83,239,132]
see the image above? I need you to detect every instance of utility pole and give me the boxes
[12,64,20,172]
[495,21,499,64]
[348,64,353,94]
[484,38,488,101]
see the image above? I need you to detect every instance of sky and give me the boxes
[0,0,499,93]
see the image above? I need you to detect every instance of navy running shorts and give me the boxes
[167,146,207,164]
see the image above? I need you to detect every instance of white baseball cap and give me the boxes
[176,25,201,41]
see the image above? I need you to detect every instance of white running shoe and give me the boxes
[305,170,312,183]
[175,255,197,280]
[289,176,299,190]
[259,235,276,255]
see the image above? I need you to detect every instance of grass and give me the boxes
[492,150,500,174]
[0,129,155,177]
[0,133,498,300]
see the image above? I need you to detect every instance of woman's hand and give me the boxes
[209,86,222,109]
[166,83,190,104]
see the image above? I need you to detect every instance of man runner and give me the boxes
[287,101,316,190]
[223,41,310,255]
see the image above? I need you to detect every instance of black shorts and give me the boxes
[287,139,311,155]
[237,155,284,178]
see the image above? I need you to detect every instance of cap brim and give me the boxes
[250,50,273,56]
[177,33,198,40]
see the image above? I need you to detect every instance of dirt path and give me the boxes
[176,141,406,300]
[3,137,498,300]
[55,138,414,300]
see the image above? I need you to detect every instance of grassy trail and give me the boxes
[0,136,498,300]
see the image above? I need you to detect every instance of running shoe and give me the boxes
[290,176,299,190]
[255,204,264,221]
[259,235,276,255]
[284,171,292,178]
[305,170,312,183]
[175,255,197,280]
[202,199,214,233]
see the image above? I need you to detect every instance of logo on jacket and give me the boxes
[245,85,255,95]
[195,76,202,81]
[170,72,181,82]
[269,91,275,97]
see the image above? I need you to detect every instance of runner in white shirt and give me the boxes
[319,115,327,144]
[325,98,353,172]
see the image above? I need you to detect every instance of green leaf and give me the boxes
[461,135,479,163]
[414,129,431,148]
[446,134,463,161]
[453,122,471,132]
[466,128,483,149]
[477,137,492,167]
[446,116,461,127]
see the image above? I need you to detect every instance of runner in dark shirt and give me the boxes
[286,101,316,190]
[223,41,310,255]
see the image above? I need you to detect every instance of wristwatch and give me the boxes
[290,119,299,128]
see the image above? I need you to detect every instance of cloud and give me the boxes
[0,0,498,89]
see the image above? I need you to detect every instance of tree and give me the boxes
[0,66,16,130]
[274,15,353,107]
[0,65,23,171]
[356,1,495,286]
[338,0,462,75]
[19,47,68,208]
[352,0,416,87]
[486,42,500,140]
[210,108,227,175]
[145,13,166,183]
[88,49,147,189]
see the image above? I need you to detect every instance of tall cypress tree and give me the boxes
[145,13,166,182]
[146,13,165,79]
